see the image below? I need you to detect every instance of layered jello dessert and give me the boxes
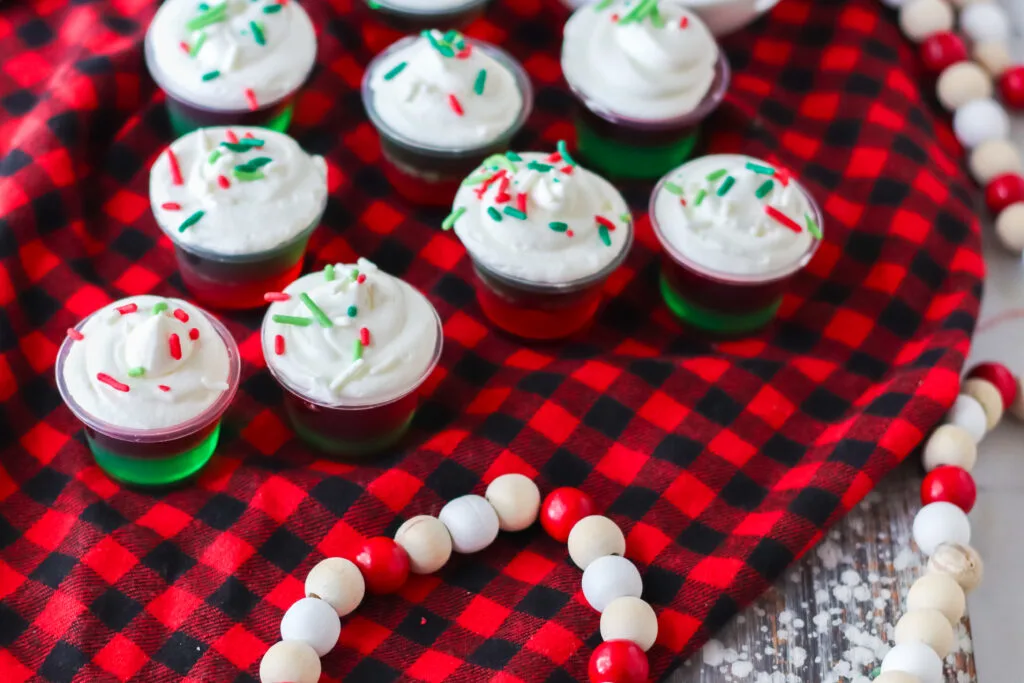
[650,154,823,334]
[561,0,729,179]
[55,296,240,486]
[362,29,533,206]
[145,0,317,135]
[447,145,633,339]
[261,259,443,455]
[150,126,328,310]
[364,0,493,32]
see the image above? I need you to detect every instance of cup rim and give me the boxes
[648,153,824,285]
[367,0,490,18]
[55,305,242,443]
[261,288,445,410]
[563,47,731,132]
[361,35,535,157]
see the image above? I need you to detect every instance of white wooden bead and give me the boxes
[894,609,955,658]
[961,377,1004,429]
[912,501,970,555]
[973,41,1012,77]
[880,642,943,683]
[952,97,1010,148]
[280,597,341,657]
[395,515,452,574]
[899,0,954,42]
[907,572,966,625]
[927,542,984,593]
[600,596,658,651]
[438,494,500,554]
[484,474,541,532]
[936,62,992,111]
[568,515,626,570]
[968,138,1022,184]
[305,557,365,617]
[581,555,643,612]
[945,394,987,443]
[874,673,923,683]
[922,424,977,472]
[960,2,1010,42]
[260,641,322,683]
[996,203,1024,252]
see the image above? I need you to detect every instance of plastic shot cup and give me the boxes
[362,0,493,33]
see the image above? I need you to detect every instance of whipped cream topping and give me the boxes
[562,0,719,121]
[60,296,234,430]
[652,154,821,278]
[146,0,317,111]
[373,0,480,11]
[150,126,327,256]
[263,259,442,406]
[366,30,526,150]
[449,148,632,284]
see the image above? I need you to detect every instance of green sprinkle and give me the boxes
[663,181,683,196]
[619,212,632,224]
[299,293,333,328]
[694,189,707,206]
[272,314,313,326]
[383,61,407,81]
[185,2,227,31]
[755,180,774,199]
[705,168,728,182]
[527,161,553,172]
[444,29,459,43]
[473,69,487,95]
[152,302,169,315]
[220,139,263,152]
[235,157,273,173]
[127,367,146,377]
[505,151,523,162]
[201,70,221,81]
[745,161,776,175]
[368,0,381,8]
[324,264,335,281]
[189,31,207,57]
[556,139,577,167]
[347,305,358,317]
[178,210,205,232]
[594,0,614,9]
[442,206,466,231]
[350,269,359,281]
[487,207,503,222]
[461,172,492,186]
[548,221,568,233]
[598,224,611,247]
[233,169,265,181]
[619,0,656,24]
[649,6,665,28]
[482,153,515,172]
[805,214,822,239]
[199,2,209,9]
[250,20,266,45]
[207,149,222,164]
[353,339,364,361]
[716,176,736,196]
[503,207,527,220]
[424,30,454,57]
[263,3,283,12]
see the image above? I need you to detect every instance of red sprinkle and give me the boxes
[244,132,255,138]
[680,198,687,207]
[516,192,528,213]
[179,41,191,54]
[764,205,802,233]
[169,333,182,360]
[495,175,511,204]
[611,13,619,20]
[116,303,138,315]
[226,130,239,144]
[263,292,291,302]
[456,44,473,59]
[161,202,182,211]
[244,88,259,111]
[448,94,464,116]
[595,215,616,232]
[359,327,371,346]
[560,165,575,175]
[274,334,285,356]
[166,148,183,186]
[217,175,230,189]
[356,274,367,284]
[188,327,200,340]
[158,385,171,392]
[67,328,84,341]
[775,166,791,186]
[97,373,130,392]
[566,230,575,237]
[475,170,506,199]
[173,309,190,323]
[679,16,689,28]
[546,152,562,163]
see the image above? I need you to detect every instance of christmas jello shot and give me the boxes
[55,296,240,487]
[650,154,823,334]
[447,145,633,339]
[150,126,328,310]
[145,0,317,135]
[362,29,533,206]
[561,0,729,179]
[365,0,493,32]
[262,259,443,456]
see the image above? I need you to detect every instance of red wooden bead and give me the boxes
[919,32,967,74]
[967,361,1018,409]
[984,173,1024,215]
[1000,65,1024,111]
[588,640,650,683]
[540,487,597,543]
[352,537,410,595]
[921,466,977,513]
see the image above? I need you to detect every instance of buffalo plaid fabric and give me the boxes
[0,0,982,680]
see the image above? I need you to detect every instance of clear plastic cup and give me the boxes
[649,158,823,335]
[361,36,534,207]
[55,308,241,487]
[361,0,493,34]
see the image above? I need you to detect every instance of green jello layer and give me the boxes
[165,101,295,137]
[87,423,221,487]
[659,272,780,334]
[574,116,699,180]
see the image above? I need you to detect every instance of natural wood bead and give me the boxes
[1011,376,1024,421]
[937,62,992,111]
[927,542,984,593]
[973,41,1012,77]
[894,609,955,658]
[394,515,452,574]
[874,673,923,683]
[949,0,984,5]
[568,515,626,570]
[600,597,659,651]
[961,377,1004,429]
[259,641,321,683]
[907,572,966,625]
[922,424,977,472]
[899,0,954,42]
[996,203,1024,252]
[970,139,1023,185]
[305,557,365,617]
[485,473,541,532]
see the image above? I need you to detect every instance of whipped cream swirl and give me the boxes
[146,0,317,111]
[150,126,327,256]
[59,296,234,430]
[366,30,526,150]
[562,0,719,121]
[449,149,632,284]
[263,259,442,406]
[652,154,821,278]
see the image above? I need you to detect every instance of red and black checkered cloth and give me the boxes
[0,0,982,680]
